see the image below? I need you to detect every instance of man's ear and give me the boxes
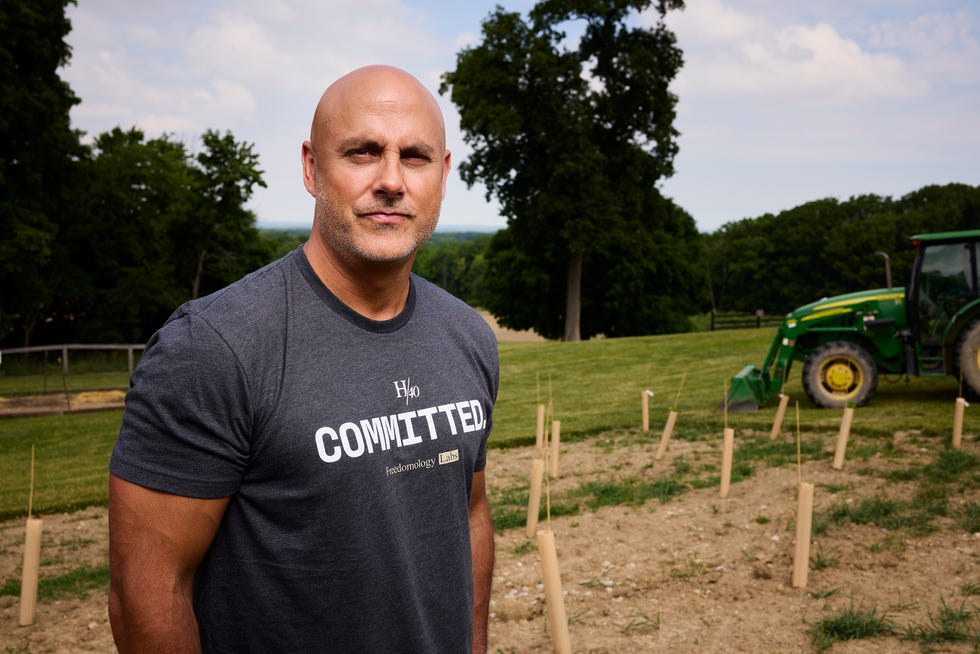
[441,149,451,199]
[301,141,317,198]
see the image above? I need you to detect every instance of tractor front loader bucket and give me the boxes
[720,365,770,413]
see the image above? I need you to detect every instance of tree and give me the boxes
[441,0,698,340]
[34,127,273,344]
[413,233,493,307]
[0,0,82,345]
[51,128,194,343]
[177,130,268,299]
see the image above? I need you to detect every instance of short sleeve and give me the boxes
[110,311,253,499]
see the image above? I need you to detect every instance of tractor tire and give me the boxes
[956,321,980,399]
[802,341,878,408]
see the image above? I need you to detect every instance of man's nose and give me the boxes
[374,154,405,197]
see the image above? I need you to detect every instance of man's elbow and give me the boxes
[108,580,137,652]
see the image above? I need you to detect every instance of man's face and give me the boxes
[302,72,451,267]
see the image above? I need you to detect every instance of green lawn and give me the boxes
[0,328,967,518]
[0,371,130,396]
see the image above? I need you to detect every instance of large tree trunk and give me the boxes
[564,251,583,342]
[706,259,717,314]
[191,249,207,300]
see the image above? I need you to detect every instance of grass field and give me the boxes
[0,371,129,397]
[0,328,966,519]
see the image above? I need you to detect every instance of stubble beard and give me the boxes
[314,187,439,265]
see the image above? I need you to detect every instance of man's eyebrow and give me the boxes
[335,137,437,158]
[399,143,437,158]
[337,137,383,153]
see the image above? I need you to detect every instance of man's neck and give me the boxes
[302,239,414,321]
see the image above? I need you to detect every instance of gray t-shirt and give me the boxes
[111,248,499,653]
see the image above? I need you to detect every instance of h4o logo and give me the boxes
[393,378,420,404]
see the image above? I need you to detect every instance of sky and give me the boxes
[61,0,980,234]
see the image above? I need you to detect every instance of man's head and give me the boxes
[302,65,451,268]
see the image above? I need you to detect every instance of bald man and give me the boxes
[108,66,498,653]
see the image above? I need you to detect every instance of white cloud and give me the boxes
[60,0,977,232]
[666,3,923,104]
[660,0,762,43]
[186,13,295,83]
[744,22,922,102]
[870,10,980,86]
[135,113,202,136]
[203,79,258,116]
[657,0,980,230]
[454,31,481,49]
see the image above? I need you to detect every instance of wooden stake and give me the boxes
[655,410,678,461]
[19,445,42,626]
[953,397,967,450]
[641,389,652,432]
[831,406,854,470]
[19,518,43,626]
[792,482,815,588]
[549,421,561,478]
[720,427,734,498]
[526,459,545,538]
[770,393,790,440]
[536,404,546,450]
[536,530,572,654]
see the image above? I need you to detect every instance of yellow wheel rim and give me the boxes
[819,356,863,399]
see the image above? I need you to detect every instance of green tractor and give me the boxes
[726,229,980,410]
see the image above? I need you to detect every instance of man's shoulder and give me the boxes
[412,275,492,331]
[411,275,497,360]
[172,251,297,333]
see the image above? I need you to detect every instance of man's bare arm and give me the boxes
[469,469,494,654]
[108,473,229,654]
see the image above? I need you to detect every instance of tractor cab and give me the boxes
[907,230,980,376]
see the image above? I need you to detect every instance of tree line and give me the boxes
[1,1,283,347]
[1,119,279,346]
[3,1,978,348]
[417,182,980,328]
[705,184,980,317]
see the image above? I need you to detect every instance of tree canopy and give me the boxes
[0,0,82,344]
[705,184,980,316]
[0,0,274,346]
[441,0,702,340]
[6,126,274,346]
[413,233,493,308]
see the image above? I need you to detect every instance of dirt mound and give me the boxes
[0,391,125,418]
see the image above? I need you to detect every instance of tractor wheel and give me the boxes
[956,321,980,398]
[802,341,878,408]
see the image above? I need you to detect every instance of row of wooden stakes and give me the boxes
[522,390,971,653]
[15,392,970,637]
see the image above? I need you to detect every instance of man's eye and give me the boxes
[401,152,432,166]
[347,149,378,160]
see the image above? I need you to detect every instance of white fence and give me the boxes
[0,344,145,376]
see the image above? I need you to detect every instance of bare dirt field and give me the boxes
[2,424,977,653]
[0,391,125,418]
